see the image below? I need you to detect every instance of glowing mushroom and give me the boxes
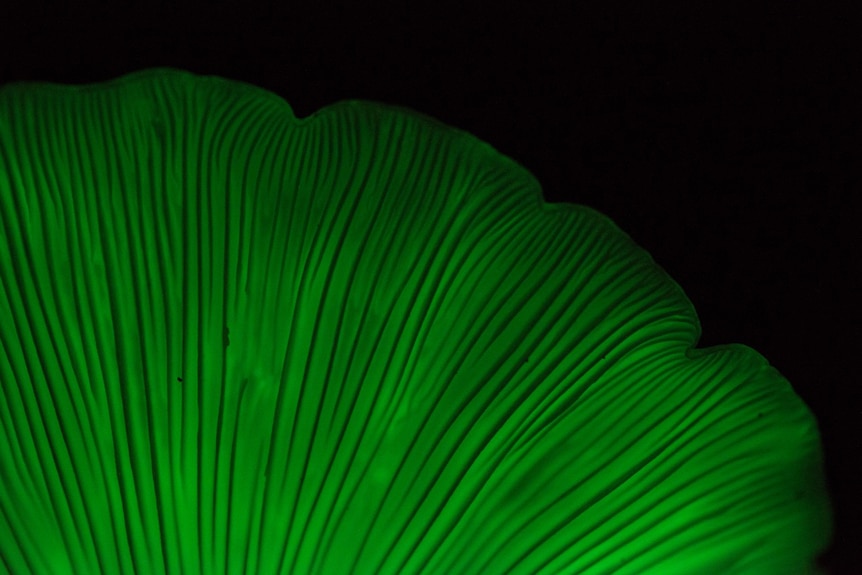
[0,69,831,574]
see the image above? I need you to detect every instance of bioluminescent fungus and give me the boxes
[0,69,831,574]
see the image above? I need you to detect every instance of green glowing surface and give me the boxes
[0,69,831,574]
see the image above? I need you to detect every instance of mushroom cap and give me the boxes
[0,68,831,574]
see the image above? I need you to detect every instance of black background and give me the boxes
[2,2,858,572]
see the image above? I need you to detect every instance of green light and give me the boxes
[0,69,831,574]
